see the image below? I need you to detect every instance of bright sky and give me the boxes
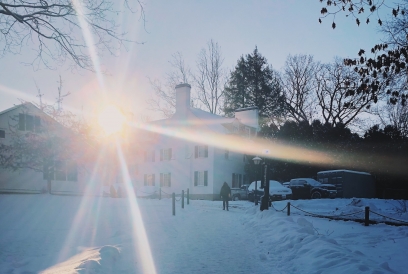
[0,0,392,121]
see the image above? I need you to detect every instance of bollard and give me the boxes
[172,193,175,216]
[365,206,369,226]
[182,190,184,209]
[187,188,189,205]
[287,202,291,216]
[159,187,161,200]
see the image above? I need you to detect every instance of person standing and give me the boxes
[220,182,231,211]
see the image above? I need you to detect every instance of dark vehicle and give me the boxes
[247,180,292,202]
[289,178,337,200]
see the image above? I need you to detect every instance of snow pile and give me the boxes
[0,194,407,273]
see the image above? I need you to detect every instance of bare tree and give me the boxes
[192,40,227,114]
[315,57,379,127]
[373,101,408,137]
[0,0,145,70]
[148,40,227,117]
[280,54,320,123]
[147,52,191,118]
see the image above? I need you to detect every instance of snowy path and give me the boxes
[140,201,273,274]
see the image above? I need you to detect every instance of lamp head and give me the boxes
[252,156,262,165]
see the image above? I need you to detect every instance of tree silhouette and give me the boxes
[318,0,408,106]
[224,47,286,124]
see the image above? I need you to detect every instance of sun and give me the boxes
[98,105,125,135]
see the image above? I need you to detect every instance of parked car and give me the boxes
[247,180,292,202]
[288,178,337,200]
[231,184,249,201]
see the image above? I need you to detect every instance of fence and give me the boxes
[136,187,190,216]
[270,202,408,226]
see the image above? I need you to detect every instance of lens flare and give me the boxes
[98,105,125,135]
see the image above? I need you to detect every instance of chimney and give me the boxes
[234,106,259,131]
[175,83,191,117]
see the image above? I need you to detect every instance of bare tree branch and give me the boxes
[280,54,320,124]
[192,39,227,114]
[0,0,145,70]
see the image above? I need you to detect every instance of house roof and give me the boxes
[150,107,235,134]
[0,102,36,117]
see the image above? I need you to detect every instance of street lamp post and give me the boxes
[252,156,262,206]
[252,156,269,211]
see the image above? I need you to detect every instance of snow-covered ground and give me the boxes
[0,194,407,274]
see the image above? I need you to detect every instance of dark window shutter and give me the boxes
[204,171,208,186]
[144,174,147,186]
[160,149,163,161]
[19,114,25,131]
[169,148,172,160]
[195,146,198,158]
[160,173,163,187]
[204,145,208,157]
[169,173,171,187]
[239,174,242,187]
[152,174,155,186]
[194,171,198,186]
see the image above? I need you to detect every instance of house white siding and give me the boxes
[134,83,258,200]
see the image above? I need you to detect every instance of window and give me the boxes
[19,114,41,132]
[194,145,208,158]
[225,149,229,160]
[144,150,155,162]
[194,171,208,186]
[67,161,78,182]
[144,174,155,186]
[43,160,77,182]
[160,173,171,187]
[232,173,242,188]
[0,129,5,139]
[160,148,172,161]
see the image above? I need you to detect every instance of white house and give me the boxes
[135,83,259,200]
[0,102,99,195]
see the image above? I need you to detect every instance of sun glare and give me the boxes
[98,105,125,135]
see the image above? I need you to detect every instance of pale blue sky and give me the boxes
[0,0,392,120]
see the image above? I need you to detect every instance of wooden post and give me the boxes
[182,190,184,209]
[365,206,369,226]
[187,188,189,205]
[172,193,175,216]
[287,202,291,216]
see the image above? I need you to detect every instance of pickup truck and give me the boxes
[230,184,249,201]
